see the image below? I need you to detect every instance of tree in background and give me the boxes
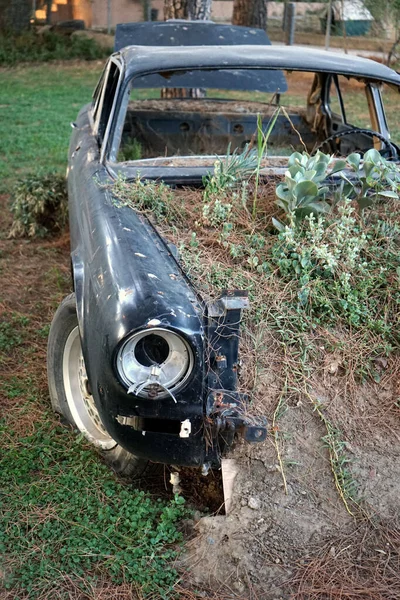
[162,0,213,97]
[45,0,53,25]
[232,0,268,29]
[164,0,212,20]
[0,0,31,32]
[365,0,400,63]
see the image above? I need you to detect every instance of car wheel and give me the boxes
[47,293,148,477]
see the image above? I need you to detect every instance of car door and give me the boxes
[67,58,123,336]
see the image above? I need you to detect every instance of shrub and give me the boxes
[9,173,68,238]
[272,199,400,344]
[0,31,110,65]
[111,173,174,221]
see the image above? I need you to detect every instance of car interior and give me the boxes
[115,69,396,167]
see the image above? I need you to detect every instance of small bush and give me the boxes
[272,200,400,334]
[111,173,174,221]
[9,173,68,238]
[0,30,110,65]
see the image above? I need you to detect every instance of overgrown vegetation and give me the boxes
[0,31,110,65]
[113,148,400,384]
[0,418,187,599]
[9,172,68,237]
[112,145,400,511]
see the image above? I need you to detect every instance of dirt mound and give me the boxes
[187,392,400,598]
[112,165,400,598]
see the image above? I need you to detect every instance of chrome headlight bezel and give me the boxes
[115,327,194,399]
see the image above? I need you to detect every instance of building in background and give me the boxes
[34,0,234,29]
[34,1,377,37]
[322,0,374,37]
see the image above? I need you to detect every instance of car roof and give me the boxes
[114,21,275,51]
[117,44,400,87]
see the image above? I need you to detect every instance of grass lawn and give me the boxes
[0,62,102,191]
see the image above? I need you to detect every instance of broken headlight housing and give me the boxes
[116,328,194,400]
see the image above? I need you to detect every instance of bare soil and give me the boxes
[187,393,400,598]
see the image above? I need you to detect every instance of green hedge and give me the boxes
[0,31,111,65]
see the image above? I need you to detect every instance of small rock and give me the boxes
[193,510,202,522]
[206,537,215,545]
[329,360,340,374]
[375,357,388,370]
[233,580,246,593]
[248,497,261,510]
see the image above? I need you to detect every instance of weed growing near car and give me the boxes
[9,173,68,238]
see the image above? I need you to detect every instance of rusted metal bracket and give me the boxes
[205,291,267,455]
[207,290,249,392]
[207,390,267,446]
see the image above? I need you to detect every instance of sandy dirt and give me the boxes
[185,363,400,599]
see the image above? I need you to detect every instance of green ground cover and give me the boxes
[0,63,102,191]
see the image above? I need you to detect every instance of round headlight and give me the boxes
[116,327,194,399]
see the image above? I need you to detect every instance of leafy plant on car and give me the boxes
[9,173,68,238]
[273,149,400,234]
[271,198,399,361]
[203,143,258,198]
[274,151,346,226]
[342,148,400,210]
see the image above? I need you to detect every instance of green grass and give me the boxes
[0,63,103,191]
[0,415,188,599]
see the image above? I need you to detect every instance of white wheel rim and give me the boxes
[63,326,116,450]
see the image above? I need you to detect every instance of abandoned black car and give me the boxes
[47,21,400,476]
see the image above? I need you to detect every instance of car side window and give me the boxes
[329,75,372,130]
[94,62,121,145]
[92,66,107,125]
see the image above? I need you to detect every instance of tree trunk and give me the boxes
[188,0,212,20]
[164,0,212,20]
[164,0,188,20]
[0,0,32,33]
[162,0,212,98]
[45,0,52,25]
[232,0,268,30]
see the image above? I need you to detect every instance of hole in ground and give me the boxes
[132,463,225,515]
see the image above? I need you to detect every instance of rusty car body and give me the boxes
[47,21,400,475]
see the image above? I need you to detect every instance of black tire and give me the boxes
[47,293,148,478]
